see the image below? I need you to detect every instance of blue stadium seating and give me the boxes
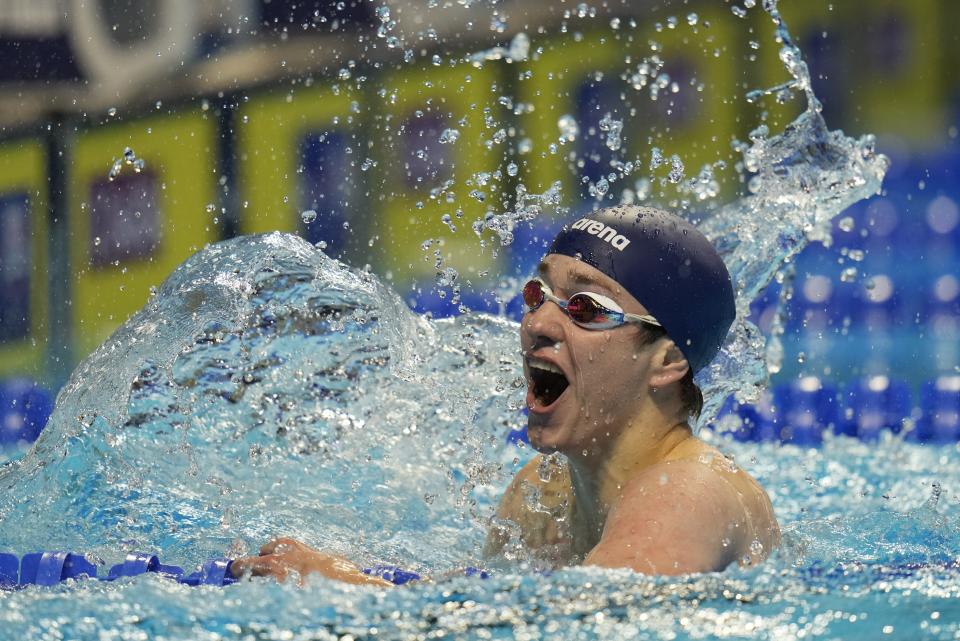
[703,376,959,446]
[774,377,839,446]
[0,379,53,447]
[407,287,506,319]
[912,376,960,444]
[737,391,781,443]
[838,376,912,441]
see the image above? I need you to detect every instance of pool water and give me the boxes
[2,3,953,640]
[1,230,958,641]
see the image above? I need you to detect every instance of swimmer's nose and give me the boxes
[522,297,567,347]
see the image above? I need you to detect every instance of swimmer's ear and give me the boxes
[647,339,689,388]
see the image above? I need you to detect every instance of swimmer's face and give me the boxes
[520,254,661,458]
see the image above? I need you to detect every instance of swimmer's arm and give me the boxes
[231,538,394,587]
[583,461,742,575]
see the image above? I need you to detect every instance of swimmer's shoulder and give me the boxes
[586,458,745,573]
[588,450,778,574]
[658,440,780,558]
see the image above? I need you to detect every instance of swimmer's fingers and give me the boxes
[259,536,309,556]
[230,554,291,582]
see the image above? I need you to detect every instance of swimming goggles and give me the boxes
[521,278,662,330]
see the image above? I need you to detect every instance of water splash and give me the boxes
[598,113,623,151]
[107,146,145,181]
[556,114,580,144]
[0,234,524,566]
[467,32,530,66]
[0,4,943,641]
[690,2,889,423]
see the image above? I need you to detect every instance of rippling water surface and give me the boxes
[1,231,958,641]
[3,3,958,640]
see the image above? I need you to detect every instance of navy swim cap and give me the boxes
[548,205,735,373]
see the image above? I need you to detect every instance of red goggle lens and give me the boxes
[565,294,601,323]
[522,280,545,308]
[523,280,607,324]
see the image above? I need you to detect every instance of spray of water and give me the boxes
[0,0,891,563]
[4,7,951,641]
[693,1,890,423]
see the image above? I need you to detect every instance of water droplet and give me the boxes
[439,128,460,144]
[599,113,623,151]
[107,107,117,117]
[650,147,665,171]
[301,210,317,224]
[591,177,609,197]
[687,13,698,26]
[506,162,518,177]
[507,33,530,62]
[668,154,685,183]
[837,215,855,232]
[93,236,101,246]
[557,114,579,143]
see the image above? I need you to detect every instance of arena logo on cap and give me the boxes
[570,218,631,251]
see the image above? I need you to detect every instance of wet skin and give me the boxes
[232,254,779,583]
[484,254,780,573]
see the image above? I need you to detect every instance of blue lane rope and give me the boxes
[3,549,958,589]
[0,552,236,589]
[0,551,490,588]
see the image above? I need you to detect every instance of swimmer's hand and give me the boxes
[230,537,393,587]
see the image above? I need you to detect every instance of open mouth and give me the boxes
[528,359,570,407]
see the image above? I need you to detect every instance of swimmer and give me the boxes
[232,205,780,584]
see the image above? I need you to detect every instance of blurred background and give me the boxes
[0,0,957,445]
